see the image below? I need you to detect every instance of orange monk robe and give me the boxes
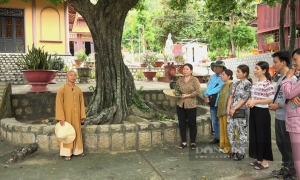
[55,84,86,149]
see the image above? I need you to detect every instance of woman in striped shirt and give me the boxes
[246,61,275,170]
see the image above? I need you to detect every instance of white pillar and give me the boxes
[65,2,71,55]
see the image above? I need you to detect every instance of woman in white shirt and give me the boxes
[246,61,275,170]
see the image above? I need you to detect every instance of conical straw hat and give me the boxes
[55,122,76,144]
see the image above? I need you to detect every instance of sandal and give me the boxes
[179,143,187,149]
[254,164,269,170]
[191,143,196,150]
[234,153,245,161]
[250,161,259,166]
[65,156,71,161]
[78,153,85,156]
[227,152,236,159]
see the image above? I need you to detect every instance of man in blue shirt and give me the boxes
[204,61,226,144]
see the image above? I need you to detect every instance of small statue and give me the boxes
[164,33,174,63]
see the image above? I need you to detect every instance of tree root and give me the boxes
[7,143,38,163]
[144,101,176,119]
[85,105,117,125]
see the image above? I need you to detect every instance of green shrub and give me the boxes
[90,70,96,79]
[17,44,53,70]
[136,70,145,79]
[155,72,164,78]
[132,86,150,113]
[51,53,65,70]
[208,51,217,61]
[74,49,87,61]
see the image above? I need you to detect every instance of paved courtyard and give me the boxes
[0,79,282,180]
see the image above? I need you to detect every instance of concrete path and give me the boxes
[0,138,281,180]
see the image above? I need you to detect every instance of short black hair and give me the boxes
[223,69,233,80]
[292,48,300,57]
[271,50,291,66]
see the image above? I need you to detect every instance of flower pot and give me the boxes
[74,60,83,67]
[77,67,92,83]
[201,60,207,63]
[269,65,275,77]
[155,61,164,67]
[85,62,95,68]
[143,71,157,81]
[49,70,59,84]
[178,66,184,74]
[140,63,146,67]
[229,54,234,58]
[22,70,56,92]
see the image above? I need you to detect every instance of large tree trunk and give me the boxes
[288,0,296,52]
[229,13,235,56]
[279,0,289,50]
[69,0,139,124]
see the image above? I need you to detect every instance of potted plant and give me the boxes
[75,50,91,83]
[174,51,185,74]
[154,54,165,67]
[85,53,95,68]
[174,51,185,65]
[16,44,56,92]
[74,49,87,67]
[49,53,65,84]
[142,51,158,81]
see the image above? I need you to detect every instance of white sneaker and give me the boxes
[219,148,225,154]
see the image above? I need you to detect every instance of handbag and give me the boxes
[208,83,219,106]
[232,109,246,118]
[232,82,246,118]
[208,94,218,106]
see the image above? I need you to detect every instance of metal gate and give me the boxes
[0,8,25,53]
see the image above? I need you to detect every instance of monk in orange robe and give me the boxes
[56,70,86,161]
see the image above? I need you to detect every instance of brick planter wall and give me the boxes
[0,116,211,152]
[1,87,212,152]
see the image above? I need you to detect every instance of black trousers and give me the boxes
[275,119,294,168]
[249,107,273,161]
[176,105,197,143]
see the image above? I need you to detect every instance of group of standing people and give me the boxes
[55,49,300,179]
[176,49,300,180]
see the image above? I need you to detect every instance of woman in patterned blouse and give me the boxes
[176,63,201,150]
[246,61,275,170]
[227,65,252,160]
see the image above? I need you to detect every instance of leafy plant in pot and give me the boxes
[16,44,56,92]
[142,51,158,81]
[174,51,185,74]
[49,53,65,84]
[74,49,87,67]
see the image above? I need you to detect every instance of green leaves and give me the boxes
[16,44,53,70]
[51,53,65,70]
[232,25,256,49]
[74,49,87,61]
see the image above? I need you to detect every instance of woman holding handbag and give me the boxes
[217,69,234,154]
[227,64,252,160]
